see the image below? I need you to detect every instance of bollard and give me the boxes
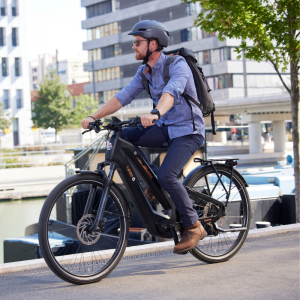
[286,154,294,168]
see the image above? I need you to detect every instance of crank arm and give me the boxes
[216,227,248,233]
[214,223,248,233]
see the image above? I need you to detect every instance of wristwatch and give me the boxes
[150,108,161,119]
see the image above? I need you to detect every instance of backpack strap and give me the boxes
[142,66,151,99]
[164,55,199,132]
[163,55,177,84]
[182,93,216,134]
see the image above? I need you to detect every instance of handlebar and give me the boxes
[82,116,142,135]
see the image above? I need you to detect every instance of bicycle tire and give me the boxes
[38,174,129,284]
[185,164,251,263]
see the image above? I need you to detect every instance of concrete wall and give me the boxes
[0,165,65,184]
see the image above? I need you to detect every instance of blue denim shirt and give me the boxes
[115,52,205,140]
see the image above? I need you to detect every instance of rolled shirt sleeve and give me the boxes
[162,57,189,105]
[115,66,145,107]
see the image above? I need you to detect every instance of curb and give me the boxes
[0,223,299,275]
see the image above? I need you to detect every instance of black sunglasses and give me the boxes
[132,39,148,47]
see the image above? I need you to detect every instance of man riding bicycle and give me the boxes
[81,20,207,254]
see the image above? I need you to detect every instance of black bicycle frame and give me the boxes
[78,130,241,239]
[80,131,181,239]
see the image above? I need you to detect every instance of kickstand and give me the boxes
[170,225,179,245]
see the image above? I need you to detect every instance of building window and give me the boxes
[32,76,37,81]
[197,47,239,66]
[202,30,216,38]
[97,89,121,104]
[15,57,21,76]
[101,45,115,59]
[12,0,17,16]
[16,89,22,108]
[197,50,211,65]
[3,90,10,108]
[211,49,221,64]
[115,0,153,10]
[206,74,233,90]
[186,1,201,15]
[2,57,8,76]
[86,0,112,19]
[180,27,202,43]
[0,0,5,16]
[0,27,4,46]
[12,28,18,46]
[87,22,119,41]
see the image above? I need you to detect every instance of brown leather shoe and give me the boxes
[145,188,155,202]
[173,221,207,254]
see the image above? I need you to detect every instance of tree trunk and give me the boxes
[290,60,300,222]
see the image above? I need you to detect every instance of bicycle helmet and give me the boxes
[128,20,170,48]
[129,20,170,64]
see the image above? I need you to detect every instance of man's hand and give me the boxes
[141,114,158,128]
[81,117,95,130]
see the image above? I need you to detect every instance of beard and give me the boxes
[135,50,146,61]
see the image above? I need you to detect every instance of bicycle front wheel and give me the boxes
[185,164,251,263]
[38,174,129,284]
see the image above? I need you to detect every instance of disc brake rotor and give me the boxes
[76,214,101,245]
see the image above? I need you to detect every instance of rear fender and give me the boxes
[183,164,249,187]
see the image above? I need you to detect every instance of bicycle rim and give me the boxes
[38,175,128,284]
[186,165,250,263]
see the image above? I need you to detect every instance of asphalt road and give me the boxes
[0,232,299,300]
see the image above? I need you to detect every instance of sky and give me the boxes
[25,0,87,62]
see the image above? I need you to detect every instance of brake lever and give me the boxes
[82,129,91,135]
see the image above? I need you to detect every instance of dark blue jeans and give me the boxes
[121,124,204,226]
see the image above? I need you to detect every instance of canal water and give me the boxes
[0,198,45,264]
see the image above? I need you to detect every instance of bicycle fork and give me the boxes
[83,162,117,232]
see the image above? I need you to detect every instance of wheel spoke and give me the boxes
[186,165,250,262]
[39,175,128,283]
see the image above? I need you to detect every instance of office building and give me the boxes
[29,55,89,90]
[0,0,32,147]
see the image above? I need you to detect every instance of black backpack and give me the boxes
[142,47,216,135]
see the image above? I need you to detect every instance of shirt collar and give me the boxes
[152,51,166,70]
[142,51,166,73]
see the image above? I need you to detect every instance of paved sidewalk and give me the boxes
[0,229,299,300]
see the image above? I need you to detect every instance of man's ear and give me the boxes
[150,39,159,51]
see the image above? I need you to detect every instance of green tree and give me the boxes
[70,94,98,126]
[187,0,300,221]
[0,102,13,147]
[32,70,74,142]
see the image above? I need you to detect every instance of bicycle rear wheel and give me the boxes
[185,164,251,263]
[38,174,129,284]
